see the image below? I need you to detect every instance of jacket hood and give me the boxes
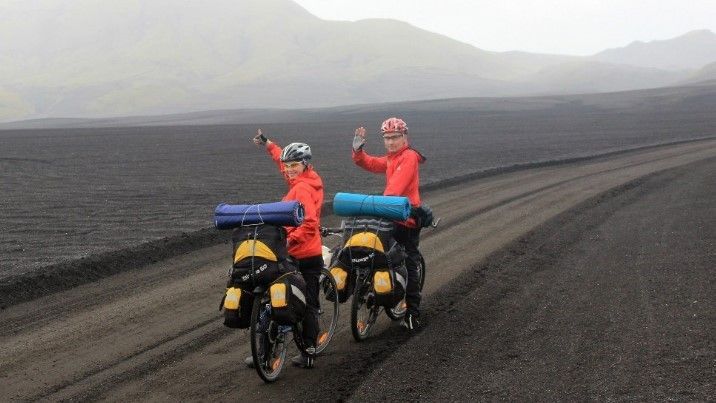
[388,143,426,163]
[288,165,324,191]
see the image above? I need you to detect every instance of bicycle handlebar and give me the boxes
[320,227,343,237]
[321,217,440,237]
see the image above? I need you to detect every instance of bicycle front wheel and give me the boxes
[250,295,287,383]
[315,268,339,354]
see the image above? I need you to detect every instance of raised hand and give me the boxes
[353,126,366,151]
[253,128,268,146]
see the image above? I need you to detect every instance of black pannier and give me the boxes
[221,286,254,329]
[324,259,354,303]
[372,263,408,307]
[339,217,406,268]
[325,217,406,303]
[270,272,308,326]
[229,225,292,289]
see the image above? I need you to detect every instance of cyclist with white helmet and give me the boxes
[247,129,325,368]
[352,117,426,331]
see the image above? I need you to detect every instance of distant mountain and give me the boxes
[683,62,716,83]
[4,81,715,130]
[522,61,689,94]
[591,30,716,71]
[0,0,710,122]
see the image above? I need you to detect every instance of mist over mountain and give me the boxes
[0,0,713,122]
[591,30,716,71]
[684,62,716,84]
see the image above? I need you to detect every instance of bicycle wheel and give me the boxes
[386,255,425,320]
[350,279,379,342]
[315,268,339,354]
[250,294,287,383]
[385,263,407,320]
[385,299,407,320]
[419,253,426,291]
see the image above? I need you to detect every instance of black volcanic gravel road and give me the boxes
[348,157,715,402]
[1,140,713,402]
[2,98,715,278]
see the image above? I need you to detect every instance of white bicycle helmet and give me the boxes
[280,142,312,164]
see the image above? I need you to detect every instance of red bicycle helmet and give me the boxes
[380,117,408,134]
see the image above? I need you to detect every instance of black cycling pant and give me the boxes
[294,255,323,348]
[392,225,422,316]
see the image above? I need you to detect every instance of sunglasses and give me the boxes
[382,133,404,141]
[283,161,303,169]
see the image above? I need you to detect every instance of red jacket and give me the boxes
[266,142,324,259]
[352,143,425,227]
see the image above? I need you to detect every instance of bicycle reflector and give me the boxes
[270,283,288,308]
[373,270,393,294]
[331,266,348,290]
[224,287,242,310]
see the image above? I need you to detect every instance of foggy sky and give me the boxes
[293,0,716,55]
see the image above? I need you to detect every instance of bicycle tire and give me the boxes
[250,294,286,383]
[385,299,407,320]
[386,254,425,320]
[315,268,340,354]
[419,253,426,291]
[350,280,378,342]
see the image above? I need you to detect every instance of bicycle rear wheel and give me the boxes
[315,268,339,354]
[419,253,426,291]
[350,281,379,342]
[385,299,407,320]
[386,255,425,320]
[250,295,287,383]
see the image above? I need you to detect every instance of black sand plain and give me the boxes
[341,157,715,402]
[2,84,715,285]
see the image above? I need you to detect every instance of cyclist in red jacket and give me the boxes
[352,117,426,330]
[247,129,324,368]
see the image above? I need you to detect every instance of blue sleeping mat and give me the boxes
[214,201,304,229]
[332,193,410,221]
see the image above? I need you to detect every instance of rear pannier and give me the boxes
[229,225,292,288]
[325,262,354,303]
[221,287,254,329]
[270,272,308,326]
[372,263,408,307]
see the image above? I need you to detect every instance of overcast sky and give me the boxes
[293,0,716,56]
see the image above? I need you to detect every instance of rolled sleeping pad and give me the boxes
[214,201,304,229]
[332,193,410,221]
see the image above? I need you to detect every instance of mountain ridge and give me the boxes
[0,0,712,121]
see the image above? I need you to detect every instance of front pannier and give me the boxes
[270,272,308,326]
[372,263,407,307]
[221,287,254,329]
